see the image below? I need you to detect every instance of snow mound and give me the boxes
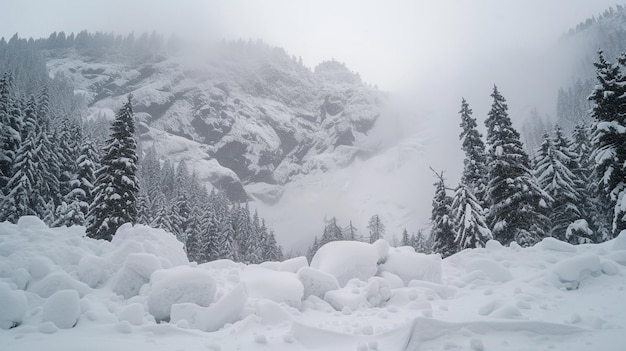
[378,271,405,289]
[0,284,27,329]
[279,256,309,273]
[118,303,145,326]
[297,266,340,299]
[379,247,442,285]
[147,265,217,321]
[241,265,303,307]
[77,255,107,288]
[324,276,391,311]
[551,253,601,286]
[28,271,91,298]
[311,241,381,286]
[465,258,512,282]
[113,253,162,299]
[42,289,80,329]
[108,224,188,269]
[536,237,577,253]
[171,283,248,332]
[484,239,505,250]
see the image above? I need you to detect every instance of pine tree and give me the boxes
[572,123,610,242]
[588,51,626,237]
[343,220,358,241]
[458,98,488,205]
[484,85,550,246]
[401,228,410,246]
[0,74,22,193]
[321,217,343,245]
[86,96,139,241]
[367,214,385,243]
[535,127,591,243]
[450,183,492,250]
[431,170,456,257]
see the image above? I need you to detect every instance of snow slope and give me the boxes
[2,217,626,350]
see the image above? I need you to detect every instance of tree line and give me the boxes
[430,51,626,257]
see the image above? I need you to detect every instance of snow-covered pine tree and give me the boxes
[450,183,492,250]
[484,85,550,246]
[571,123,610,242]
[430,170,456,257]
[86,96,139,241]
[458,98,488,205]
[321,217,343,245]
[534,128,589,242]
[343,220,358,241]
[0,73,22,193]
[588,51,626,237]
[367,214,385,243]
[401,228,410,246]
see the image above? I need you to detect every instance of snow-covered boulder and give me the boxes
[297,266,340,299]
[536,237,577,253]
[118,303,145,326]
[147,265,217,321]
[280,256,309,273]
[107,224,188,269]
[551,253,601,288]
[28,271,91,298]
[379,247,442,285]
[241,265,303,307]
[0,284,27,329]
[311,241,381,286]
[113,253,162,299]
[78,255,107,288]
[324,276,391,311]
[170,283,247,332]
[42,289,80,329]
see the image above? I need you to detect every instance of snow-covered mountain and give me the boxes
[45,41,383,203]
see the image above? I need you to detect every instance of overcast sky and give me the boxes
[0,0,620,91]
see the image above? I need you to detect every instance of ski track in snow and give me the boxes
[1,216,626,350]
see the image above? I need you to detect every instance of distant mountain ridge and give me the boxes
[38,35,384,202]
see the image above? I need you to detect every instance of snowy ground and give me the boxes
[1,217,626,350]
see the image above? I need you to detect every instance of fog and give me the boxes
[1,1,620,247]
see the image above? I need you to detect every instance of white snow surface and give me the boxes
[1,218,626,350]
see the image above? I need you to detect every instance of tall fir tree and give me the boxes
[367,214,385,243]
[86,96,139,241]
[450,183,492,250]
[484,85,550,246]
[0,74,22,193]
[588,51,626,237]
[431,170,456,257]
[458,98,488,205]
[571,123,610,242]
[534,128,589,242]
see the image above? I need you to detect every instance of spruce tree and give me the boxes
[458,98,488,205]
[450,183,492,250]
[588,51,626,237]
[401,228,410,246]
[367,214,385,243]
[484,85,550,246]
[534,128,588,242]
[86,96,139,241]
[0,74,22,193]
[572,123,610,242]
[431,170,456,257]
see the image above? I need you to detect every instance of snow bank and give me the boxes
[379,247,442,285]
[147,265,217,321]
[42,289,80,329]
[536,237,577,253]
[28,271,91,298]
[614,230,626,250]
[310,241,382,286]
[241,265,303,307]
[297,266,340,298]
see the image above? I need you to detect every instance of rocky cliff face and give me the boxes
[46,41,384,202]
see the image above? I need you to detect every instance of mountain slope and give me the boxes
[44,40,384,202]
